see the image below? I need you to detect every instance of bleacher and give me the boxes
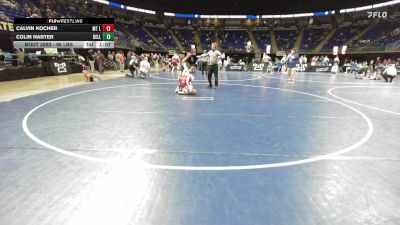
[199,30,215,50]
[253,30,271,51]
[129,26,163,50]
[0,0,28,19]
[349,19,400,50]
[323,24,367,49]
[219,30,248,52]
[275,29,297,51]
[146,26,178,50]
[301,28,329,51]
[173,29,195,50]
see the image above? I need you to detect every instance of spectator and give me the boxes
[117,50,125,73]
[107,51,113,61]
[115,51,121,71]
[128,54,138,78]
[1,0,19,10]
[171,53,180,72]
[323,56,330,65]
[95,50,106,74]
[334,56,340,66]
[262,53,271,63]
[16,49,24,66]
[87,49,95,73]
[139,56,151,79]
[382,64,397,83]
[287,49,299,82]
[0,12,10,21]
[127,50,132,63]
[311,56,318,66]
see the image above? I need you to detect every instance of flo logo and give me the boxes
[54,62,67,73]
[252,63,264,71]
[367,11,388,19]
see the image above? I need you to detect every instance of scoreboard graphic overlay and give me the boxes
[13,18,114,49]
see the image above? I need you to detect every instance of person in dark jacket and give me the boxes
[95,50,106,74]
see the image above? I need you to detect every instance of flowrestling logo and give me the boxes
[296,64,306,72]
[54,62,67,73]
[252,63,264,71]
[367,11,388,19]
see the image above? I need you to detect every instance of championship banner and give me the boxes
[0,21,14,32]
[276,51,285,57]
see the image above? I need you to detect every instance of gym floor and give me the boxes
[0,71,399,225]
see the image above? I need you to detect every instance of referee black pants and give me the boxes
[201,61,208,75]
[207,64,218,86]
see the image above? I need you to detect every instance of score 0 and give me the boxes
[102,24,115,41]
[102,32,115,41]
[102,24,114,32]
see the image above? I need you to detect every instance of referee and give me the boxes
[205,42,222,88]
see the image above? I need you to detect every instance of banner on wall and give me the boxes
[226,64,245,71]
[276,51,285,57]
[306,65,332,73]
[248,62,268,72]
[48,61,72,75]
[341,45,347,55]
[333,46,338,55]
[296,63,307,72]
[266,45,271,54]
